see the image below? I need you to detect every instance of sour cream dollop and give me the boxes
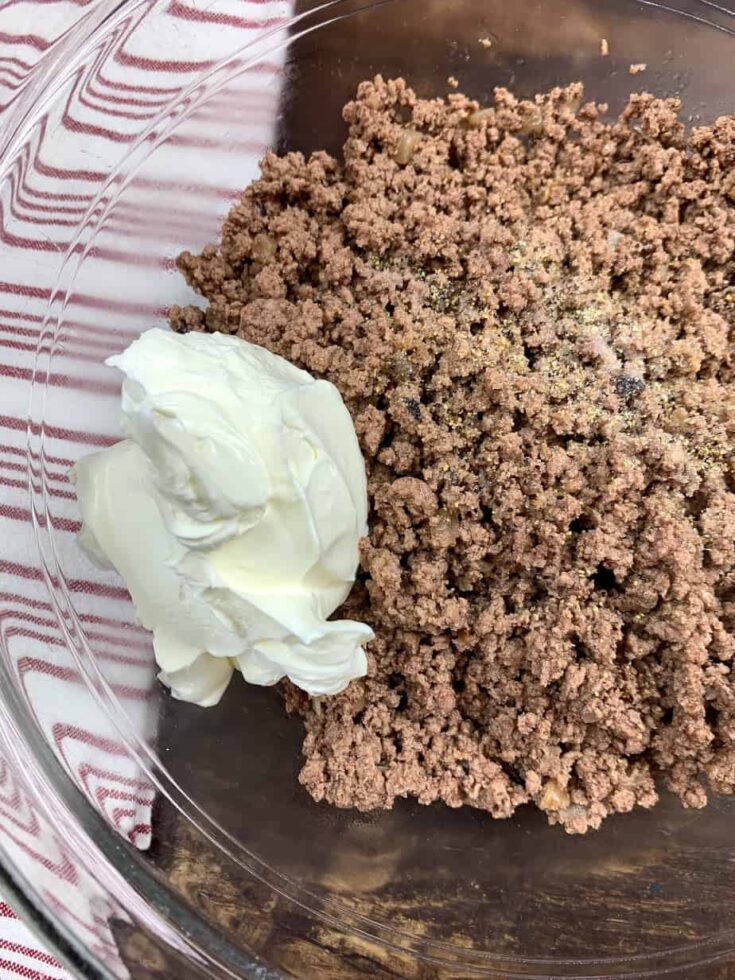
[72,328,373,706]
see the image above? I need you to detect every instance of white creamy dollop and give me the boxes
[72,328,373,706]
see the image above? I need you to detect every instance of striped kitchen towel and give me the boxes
[0,0,290,974]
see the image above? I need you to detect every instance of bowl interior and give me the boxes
[22,0,735,974]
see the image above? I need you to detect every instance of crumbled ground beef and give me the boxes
[171,77,735,833]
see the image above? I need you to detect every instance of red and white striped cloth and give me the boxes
[1,3,156,973]
[0,903,70,979]
[0,0,290,974]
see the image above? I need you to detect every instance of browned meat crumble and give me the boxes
[172,77,735,833]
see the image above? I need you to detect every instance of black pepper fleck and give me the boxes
[404,397,422,421]
[614,374,646,399]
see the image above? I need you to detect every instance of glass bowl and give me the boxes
[2,0,735,976]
